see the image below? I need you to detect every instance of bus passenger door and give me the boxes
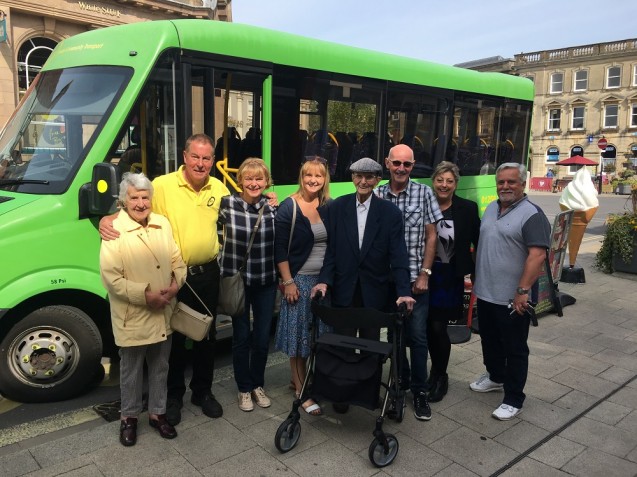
[187,62,269,191]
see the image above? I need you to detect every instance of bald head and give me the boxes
[385,144,415,192]
[388,144,414,162]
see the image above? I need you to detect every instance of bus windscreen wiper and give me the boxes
[0,179,50,185]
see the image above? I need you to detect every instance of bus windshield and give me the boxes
[0,66,132,194]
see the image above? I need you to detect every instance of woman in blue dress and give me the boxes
[274,157,331,415]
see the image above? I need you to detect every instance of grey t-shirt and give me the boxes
[474,196,550,305]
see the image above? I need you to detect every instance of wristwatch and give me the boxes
[419,268,432,276]
[516,287,529,295]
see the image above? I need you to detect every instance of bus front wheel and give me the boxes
[0,305,103,403]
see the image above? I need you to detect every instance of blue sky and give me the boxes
[232,0,636,65]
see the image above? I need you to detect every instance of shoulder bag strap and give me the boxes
[287,197,297,255]
[239,204,266,272]
[183,280,214,317]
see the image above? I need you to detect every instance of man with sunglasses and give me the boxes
[375,144,443,421]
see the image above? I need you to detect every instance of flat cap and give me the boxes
[349,157,382,175]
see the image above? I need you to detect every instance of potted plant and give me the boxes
[595,189,637,274]
[614,170,636,195]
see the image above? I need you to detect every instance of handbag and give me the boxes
[171,282,214,341]
[217,205,265,317]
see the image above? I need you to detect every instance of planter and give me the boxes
[612,233,637,274]
[614,183,634,195]
[613,252,637,273]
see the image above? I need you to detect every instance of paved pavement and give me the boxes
[1,237,636,476]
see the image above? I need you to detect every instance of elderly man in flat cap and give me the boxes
[313,157,415,329]
[312,157,415,413]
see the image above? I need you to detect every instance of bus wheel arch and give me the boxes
[0,305,103,403]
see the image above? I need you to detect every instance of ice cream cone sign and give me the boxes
[558,167,599,267]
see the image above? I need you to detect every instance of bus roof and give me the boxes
[45,20,533,101]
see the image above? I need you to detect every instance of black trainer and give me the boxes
[413,391,432,421]
[191,392,223,418]
[165,398,182,426]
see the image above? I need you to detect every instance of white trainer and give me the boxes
[492,404,522,420]
[469,373,504,393]
[238,392,254,412]
[251,387,271,408]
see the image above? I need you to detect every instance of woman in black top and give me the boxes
[427,161,480,402]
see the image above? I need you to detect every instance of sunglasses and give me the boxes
[390,160,414,168]
[304,156,327,164]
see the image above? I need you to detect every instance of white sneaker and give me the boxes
[492,404,522,420]
[470,373,504,393]
[251,387,271,408]
[238,392,254,412]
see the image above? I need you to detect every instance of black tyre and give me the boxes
[0,306,103,403]
[275,417,301,453]
[368,434,399,468]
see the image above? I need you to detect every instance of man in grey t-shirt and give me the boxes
[470,163,550,421]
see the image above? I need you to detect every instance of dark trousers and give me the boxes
[232,282,277,392]
[335,281,380,341]
[477,298,530,409]
[167,262,220,401]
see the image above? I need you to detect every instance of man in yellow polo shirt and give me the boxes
[100,133,230,425]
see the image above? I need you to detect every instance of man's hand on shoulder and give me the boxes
[265,191,278,207]
[99,211,121,241]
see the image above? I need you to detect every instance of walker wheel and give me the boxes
[368,434,399,467]
[275,417,301,453]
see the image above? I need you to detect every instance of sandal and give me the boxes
[302,398,322,416]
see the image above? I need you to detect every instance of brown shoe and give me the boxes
[149,414,177,439]
[119,417,137,446]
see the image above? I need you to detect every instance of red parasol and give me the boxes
[556,156,598,166]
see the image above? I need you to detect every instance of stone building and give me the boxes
[458,39,637,183]
[0,0,232,128]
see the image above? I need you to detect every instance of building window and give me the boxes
[548,108,561,130]
[633,65,637,86]
[571,106,585,130]
[604,104,618,128]
[550,73,563,93]
[546,146,559,162]
[17,37,58,96]
[574,70,588,91]
[631,104,637,127]
[606,66,621,88]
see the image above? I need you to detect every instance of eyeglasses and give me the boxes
[353,173,378,181]
[390,160,415,168]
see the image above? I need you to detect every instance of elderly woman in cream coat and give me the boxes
[100,172,186,447]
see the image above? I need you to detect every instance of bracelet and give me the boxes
[281,278,295,286]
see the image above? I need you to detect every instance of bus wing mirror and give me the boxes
[79,163,119,218]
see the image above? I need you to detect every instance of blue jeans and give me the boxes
[232,282,277,393]
[400,291,429,394]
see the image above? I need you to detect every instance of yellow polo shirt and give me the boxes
[152,166,230,266]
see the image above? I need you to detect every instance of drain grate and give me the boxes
[93,395,147,422]
[92,400,121,422]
